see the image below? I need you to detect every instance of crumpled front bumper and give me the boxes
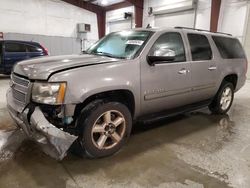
[6,89,78,160]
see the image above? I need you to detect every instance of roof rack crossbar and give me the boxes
[174,26,232,36]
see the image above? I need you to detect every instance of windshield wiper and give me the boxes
[93,52,125,59]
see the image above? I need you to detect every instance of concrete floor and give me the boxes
[0,75,250,188]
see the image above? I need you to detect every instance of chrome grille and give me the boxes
[12,74,29,87]
[12,88,26,102]
[11,74,30,104]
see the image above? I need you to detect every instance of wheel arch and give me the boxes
[74,89,136,121]
[223,74,238,89]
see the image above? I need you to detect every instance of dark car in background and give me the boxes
[0,40,48,75]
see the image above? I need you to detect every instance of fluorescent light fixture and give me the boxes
[101,0,108,5]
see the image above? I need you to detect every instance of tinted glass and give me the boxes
[26,44,43,53]
[212,36,245,59]
[188,34,212,61]
[149,32,186,62]
[5,42,26,53]
[0,42,2,64]
[87,31,152,59]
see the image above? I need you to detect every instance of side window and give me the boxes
[26,44,43,53]
[149,32,186,62]
[5,42,26,53]
[0,42,2,64]
[188,34,212,61]
[212,36,245,59]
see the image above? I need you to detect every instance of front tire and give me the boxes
[77,100,132,158]
[209,82,234,114]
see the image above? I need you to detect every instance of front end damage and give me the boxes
[7,89,78,160]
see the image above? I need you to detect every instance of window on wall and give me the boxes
[5,43,26,53]
[188,34,212,61]
[149,32,186,62]
[212,36,245,59]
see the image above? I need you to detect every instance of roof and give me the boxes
[130,27,234,38]
[0,40,40,45]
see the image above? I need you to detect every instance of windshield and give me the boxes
[86,30,152,59]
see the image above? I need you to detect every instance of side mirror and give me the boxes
[148,48,176,66]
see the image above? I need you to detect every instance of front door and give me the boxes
[140,32,192,115]
[4,42,28,73]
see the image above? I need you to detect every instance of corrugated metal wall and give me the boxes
[4,32,81,56]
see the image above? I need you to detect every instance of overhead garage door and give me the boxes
[108,20,132,33]
[154,10,195,28]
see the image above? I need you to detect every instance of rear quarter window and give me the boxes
[26,44,43,53]
[212,36,245,59]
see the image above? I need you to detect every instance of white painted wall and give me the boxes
[218,0,248,42]
[242,2,250,78]
[195,0,211,30]
[0,0,98,41]
[106,6,135,34]
[143,0,211,30]
[217,0,249,78]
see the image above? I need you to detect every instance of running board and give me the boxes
[138,99,212,124]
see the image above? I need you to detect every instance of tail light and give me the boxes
[40,44,49,55]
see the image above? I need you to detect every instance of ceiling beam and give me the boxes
[62,0,103,14]
[126,0,143,9]
[104,1,132,11]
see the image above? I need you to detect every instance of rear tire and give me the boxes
[76,100,132,158]
[209,82,234,114]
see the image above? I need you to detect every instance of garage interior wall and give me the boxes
[143,0,211,30]
[106,6,135,34]
[218,0,248,43]
[244,2,250,78]
[0,0,99,55]
[217,0,250,78]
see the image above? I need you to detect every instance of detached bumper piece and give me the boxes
[30,107,77,160]
[7,89,77,160]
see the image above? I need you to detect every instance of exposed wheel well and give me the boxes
[223,74,238,89]
[74,90,135,120]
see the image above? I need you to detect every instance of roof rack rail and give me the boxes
[174,26,232,36]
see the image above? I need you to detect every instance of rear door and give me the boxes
[4,42,27,72]
[187,33,217,102]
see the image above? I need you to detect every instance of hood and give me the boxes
[13,54,119,80]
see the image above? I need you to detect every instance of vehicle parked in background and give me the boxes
[0,40,48,75]
[6,27,247,160]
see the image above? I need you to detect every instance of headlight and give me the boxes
[32,82,66,104]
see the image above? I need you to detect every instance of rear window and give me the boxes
[188,34,212,61]
[5,42,26,53]
[26,44,43,53]
[212,36,245,59]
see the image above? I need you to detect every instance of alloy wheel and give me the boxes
[91,110,126,150]
[220,87,233,111]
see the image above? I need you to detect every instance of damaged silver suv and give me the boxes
[7,27,247,160]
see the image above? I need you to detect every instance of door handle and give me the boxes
[178,69,189,74]
[208,66,217,71]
